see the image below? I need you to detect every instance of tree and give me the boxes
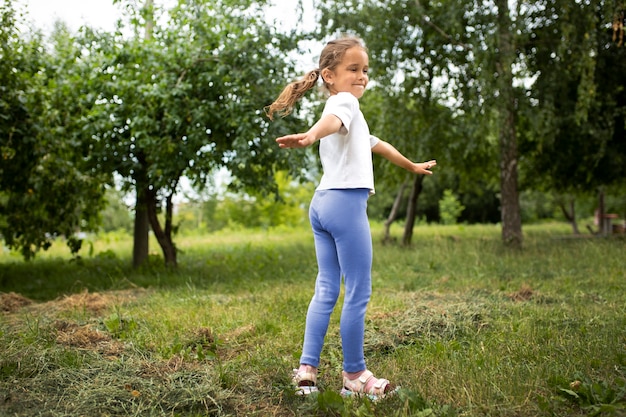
[0,1,108,259]
[81,0,308,266]
[520,0,626,234]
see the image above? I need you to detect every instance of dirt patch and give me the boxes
[0,292,33,313]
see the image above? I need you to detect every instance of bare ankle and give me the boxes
[343,370,365,380]
[299,364,317,374]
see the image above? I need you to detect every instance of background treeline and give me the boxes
[1,0,625,264]
[101,182,625,235]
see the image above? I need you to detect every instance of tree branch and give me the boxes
[414,0,472,50]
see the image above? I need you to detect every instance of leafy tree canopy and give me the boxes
[1,1,108,259]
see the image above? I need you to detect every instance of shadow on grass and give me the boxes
[0,240,316,301]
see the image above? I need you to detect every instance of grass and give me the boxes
[0,222,625,416]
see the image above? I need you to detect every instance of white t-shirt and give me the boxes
[316,92,380,194]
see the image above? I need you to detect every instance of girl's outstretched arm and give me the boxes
[372,139,436,175]
[276,114,343,149]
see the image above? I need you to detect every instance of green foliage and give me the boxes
[0,2,108,259]
[214,171,313,230]
[84,0,309,195]
[99,188,133,233]
[438,189,464,225]
[554,376,626,416]
[520,0,626,194]
[519,190,559,223]
[4,0,624,262]
[103,311,138,339]
[3,0,625,265]
[175,171,314,233]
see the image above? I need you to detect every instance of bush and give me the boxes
[439,189,465,225]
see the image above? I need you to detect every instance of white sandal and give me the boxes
[340,369,396,400]
[292,368,319,395]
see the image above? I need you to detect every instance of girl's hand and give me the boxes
[276,133,316,149]
[276,115,342,149]
[414,160,437,175]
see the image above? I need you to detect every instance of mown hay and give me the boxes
[364,292,491,354]
[54,320,125,356]
[14,289,146,318]
[508,283,535,301]
[57,290,112,314]
[0,292,33,313]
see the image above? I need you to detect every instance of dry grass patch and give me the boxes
[363,291,492,355]
[2,289,146,318]
[53,320,125,357]
[508,283,535,302]
[52,289,145,315]
[0,292,33,312]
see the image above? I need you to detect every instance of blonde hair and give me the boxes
[265,36,366,120]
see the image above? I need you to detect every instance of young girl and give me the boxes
[266,36,436,399]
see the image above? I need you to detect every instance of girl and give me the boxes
[266,36,436,399]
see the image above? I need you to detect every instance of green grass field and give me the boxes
[1,223,625,416]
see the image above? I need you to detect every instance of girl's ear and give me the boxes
[321,68,334,85]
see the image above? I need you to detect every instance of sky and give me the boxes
[17,0,122,32]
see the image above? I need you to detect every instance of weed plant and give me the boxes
[0,222,624,416]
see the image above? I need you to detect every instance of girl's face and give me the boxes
[323,46,369,99]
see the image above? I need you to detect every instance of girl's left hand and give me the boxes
[276,133,315,149]
[415,160,437,175]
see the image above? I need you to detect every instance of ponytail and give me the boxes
[265,69,321,120]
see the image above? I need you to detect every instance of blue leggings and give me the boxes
[300,189,372,373]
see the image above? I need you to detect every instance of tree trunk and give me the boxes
[383,179,408,244]
[495,0,523,248]
[558,197,580,234]
[132,184,150,268]
[131,0,155,269]
[147,189,177,267]
[402,175,424,246]
[598,189,606,236]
